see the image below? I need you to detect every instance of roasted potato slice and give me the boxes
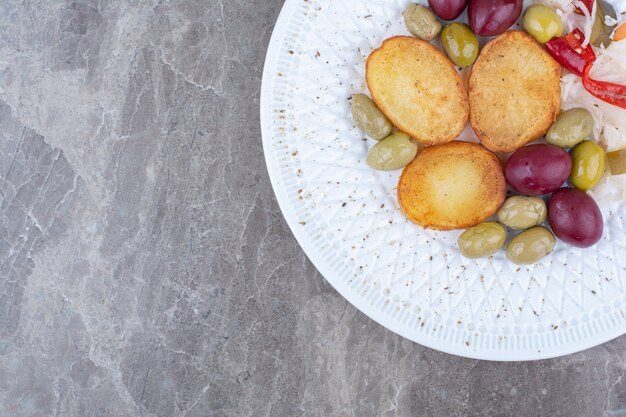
[469,31,561,153]
[397,141,506,230]
[366,36,469,145]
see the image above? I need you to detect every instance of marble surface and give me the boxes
[1,1,626,416]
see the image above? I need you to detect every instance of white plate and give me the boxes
[260,0,626,360]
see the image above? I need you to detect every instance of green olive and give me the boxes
[350,94,393,140]
[497,196,547,230]
[403,4,442,41]
[441,23,479,68]
[546,108,594,149]
[570,140,606,191]
[366,132,418,170]
[523,5,563,44]
[608,148,626,175]
[458,222,506,259]
[506,226,556,265]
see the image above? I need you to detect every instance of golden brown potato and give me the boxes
[469,31,561,153]
[366,36,469,145]
[397,141,506,230]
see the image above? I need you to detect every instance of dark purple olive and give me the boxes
[548,188,603,248]
[468,0,523,36]
[504,144,572,196]
[428,0,469,21]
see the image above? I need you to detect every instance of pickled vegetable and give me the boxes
[458,222,506,259]
[468,0,523,36]
[350,94,393,140]
[615,22,626,42]
[523,5,563,44]
[590,8,605,46]
[569,140,606,191]
[546,108,594,149]
[607,149,626,175]
[428,0,468,21]
[366,132,418,170]
[548,188,603,248]
[497,196,547,230]
[441,23,479,68]
[403,4,442,41]
[590,1,617,48]
[506,226,556,265]
[504,144,572,196]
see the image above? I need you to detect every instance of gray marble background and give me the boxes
[1,1,626,416]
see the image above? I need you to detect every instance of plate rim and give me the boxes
[260,0,626,361]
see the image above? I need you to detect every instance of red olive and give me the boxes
[548,188,603,248]
[504,144,572,196]
[428,0,469,21]
[468,0,523,36]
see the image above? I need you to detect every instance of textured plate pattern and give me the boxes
[260,0,626,360]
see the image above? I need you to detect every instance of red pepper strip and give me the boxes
[546,29,626,108]
[582,62,626,109]
[545,29,596,76]
[574,0,594,15]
